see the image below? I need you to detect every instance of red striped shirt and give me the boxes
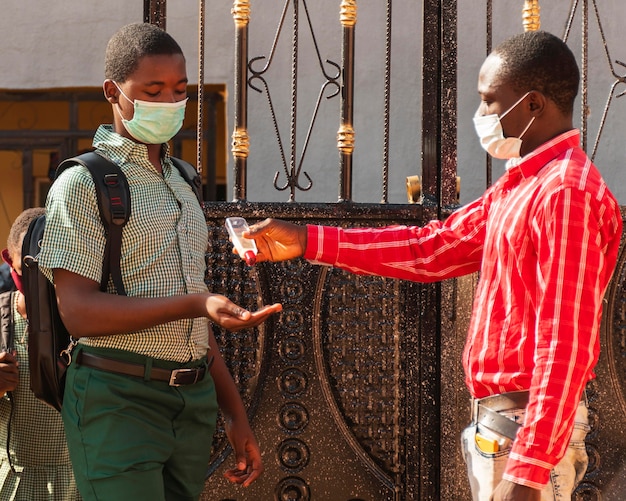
[303,130,622,488]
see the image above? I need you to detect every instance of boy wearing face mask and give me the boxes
[0,208,81,500]
[239,31,622,501]
[37,23,282,500]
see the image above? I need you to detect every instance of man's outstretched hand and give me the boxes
[243,218,308,263]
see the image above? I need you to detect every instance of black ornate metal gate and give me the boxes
[143,0,626,499]
[199,203,463,501]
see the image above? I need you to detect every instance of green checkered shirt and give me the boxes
[39,125,210,363]
[0,292,80,500]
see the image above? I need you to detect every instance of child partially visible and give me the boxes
[0,208,80,501]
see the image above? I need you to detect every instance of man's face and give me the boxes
[476,54,530,139]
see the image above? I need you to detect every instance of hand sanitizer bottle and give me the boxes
[225,217,258,265]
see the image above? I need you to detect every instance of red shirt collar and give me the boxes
[506,129,581,179]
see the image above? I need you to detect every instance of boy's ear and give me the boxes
[103,80,119,104]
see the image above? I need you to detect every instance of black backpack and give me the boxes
[21,152,202,411]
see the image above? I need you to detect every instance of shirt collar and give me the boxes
[92,125,172,171]
[504,129,580,178]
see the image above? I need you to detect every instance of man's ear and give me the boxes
[527,90,546,115]
[103,80,119,105]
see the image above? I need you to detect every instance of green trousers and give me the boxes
[62,346,218,501]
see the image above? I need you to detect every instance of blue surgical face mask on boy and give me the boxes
[114,83,188,144]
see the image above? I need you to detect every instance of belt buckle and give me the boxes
[169,368,198,387]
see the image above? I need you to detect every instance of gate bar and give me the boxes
[231,0,251,201]
[337,0,357,202]
[143,0,167,29]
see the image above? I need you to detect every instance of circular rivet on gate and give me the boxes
[275,476,310,501]
[277,439,310,472]
[279,368,308,396]
[278,402,309,433]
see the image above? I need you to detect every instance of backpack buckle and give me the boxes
[59,337,78,366]
[103,174,127,225]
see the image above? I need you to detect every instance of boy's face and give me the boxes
[10,248,21,276]
[5,231,24,276]
[104,53,188,141]
[2,235,24,295]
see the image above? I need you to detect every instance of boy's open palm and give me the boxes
[205,294,282,331]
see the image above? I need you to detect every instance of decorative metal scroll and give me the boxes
[485,0,626,184]
[231,0,343,201]
[563,0,626,162]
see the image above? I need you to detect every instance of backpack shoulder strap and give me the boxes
[170,157,203,205]
[56,152,130,296]
[0,291,14,353]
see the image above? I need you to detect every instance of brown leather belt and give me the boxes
[76,351,213,387]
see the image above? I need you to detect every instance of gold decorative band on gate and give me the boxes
[522,0,541,32]
[337,125,355,154]
[231,128,250,158]
[232,0,251,27]
[340,0,357,27]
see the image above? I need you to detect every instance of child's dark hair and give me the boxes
[104,23,184,83]
[7,207,45,259]
[494,31,579,115]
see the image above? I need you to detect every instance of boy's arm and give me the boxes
[208,328,264,487]
[53,269,281,337]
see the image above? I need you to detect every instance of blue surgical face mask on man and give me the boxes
[114,83,187,144]
[473,91,536,160]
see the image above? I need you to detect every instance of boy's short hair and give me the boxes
[7,207,45,260]
[104,22,184,83]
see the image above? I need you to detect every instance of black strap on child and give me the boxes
[0,291,14,353]
[0,291,17,473]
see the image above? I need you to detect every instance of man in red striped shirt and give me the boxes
[245,31,622,501]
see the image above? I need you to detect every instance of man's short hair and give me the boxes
[494,31,579,115]
[104,22,184,83]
